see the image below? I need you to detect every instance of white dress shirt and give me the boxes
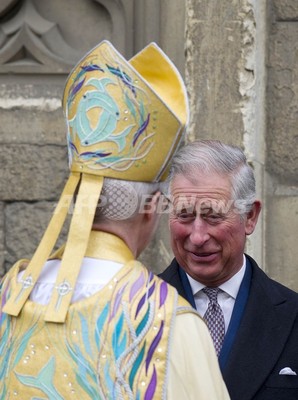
[187,255,246,332]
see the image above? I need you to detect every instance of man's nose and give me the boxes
[189,217,210,246]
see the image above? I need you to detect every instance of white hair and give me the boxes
[94,178,168,222]
[167,140,256,214]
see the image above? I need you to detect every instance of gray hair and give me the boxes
[167,140,256,214]
[94,178,167,222]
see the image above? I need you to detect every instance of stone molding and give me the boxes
[0,0,131,74]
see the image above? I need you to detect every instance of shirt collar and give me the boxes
[187,255,246,299]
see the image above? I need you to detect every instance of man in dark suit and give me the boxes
[160,139,298,400]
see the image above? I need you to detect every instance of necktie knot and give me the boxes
[203,287,220,304]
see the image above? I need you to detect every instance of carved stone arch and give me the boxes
[0,0,133,74]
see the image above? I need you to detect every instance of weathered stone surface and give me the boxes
[267,20,298,184]
[185,0,244,145]
[266,196,298,291]
[159,0,186,74]
[0,107,66,145]
[0,144,68,201]
[273,0,298,20]
[4,201,69,272]
[0,79,70,146]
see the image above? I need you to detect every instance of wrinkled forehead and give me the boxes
[171,195,233,212]
[170,172,233,199]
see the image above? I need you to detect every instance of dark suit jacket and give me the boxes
[159,255,298,400]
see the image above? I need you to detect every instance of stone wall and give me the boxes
[266,0,298,288]
[1,0,298,289]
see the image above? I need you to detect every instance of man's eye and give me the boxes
[203,213,224,222]
[175,212,195,221]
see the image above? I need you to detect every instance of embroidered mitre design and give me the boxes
[0,260,192,399]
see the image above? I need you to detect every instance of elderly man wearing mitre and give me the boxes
[0,41,229,400]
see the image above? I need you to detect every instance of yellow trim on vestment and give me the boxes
[44,174,104,322]
[84,230,134,262]
[49,231,134,264]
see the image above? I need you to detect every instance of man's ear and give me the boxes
[245,200,262,235]
[142,191,161,218]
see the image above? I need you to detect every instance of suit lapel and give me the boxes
[219,260,252,370]
[223,256,297,400]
